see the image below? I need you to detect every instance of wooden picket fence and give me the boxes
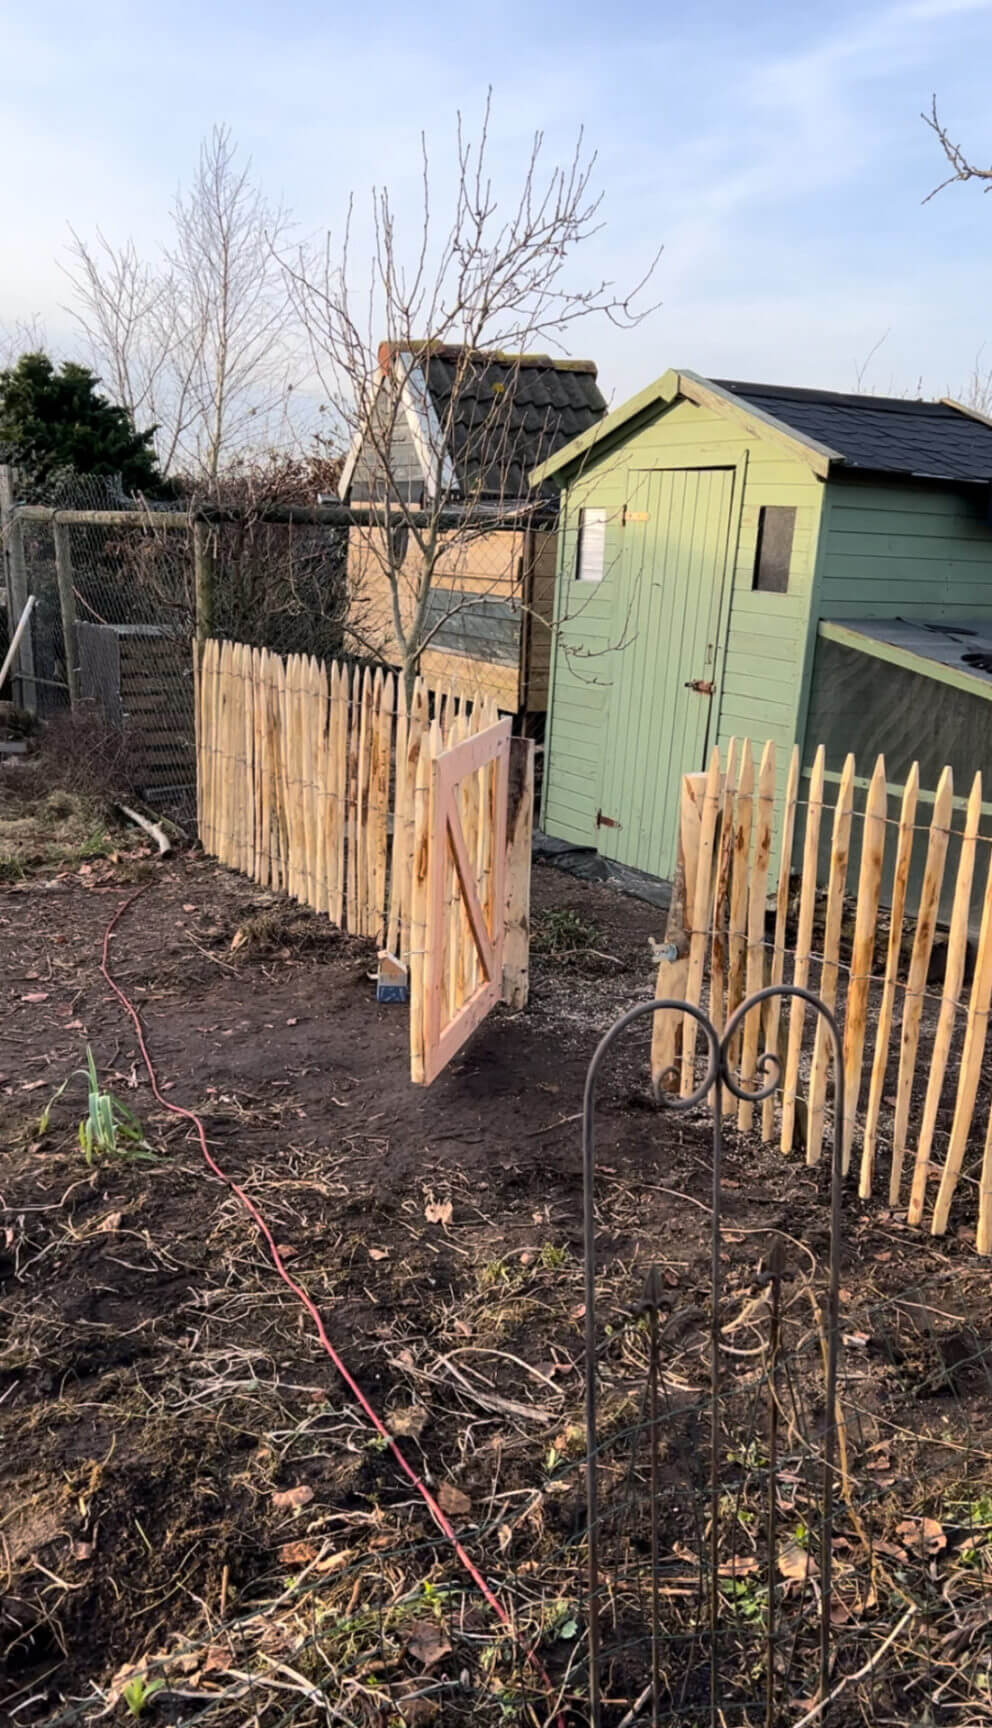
[195,639,532,1081]
[652,739,992,1252]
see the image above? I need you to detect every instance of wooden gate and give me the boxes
[410,716,512,1085]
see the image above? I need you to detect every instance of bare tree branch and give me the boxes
[923,95,992,203]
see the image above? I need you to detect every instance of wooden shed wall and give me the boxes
[346,525,557,712]
[346,525,527,710]
[542,396,824,854]
[813,477,992,621]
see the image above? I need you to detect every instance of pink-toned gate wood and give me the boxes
[417,718,511,1085]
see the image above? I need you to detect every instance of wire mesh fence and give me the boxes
[1,467,349,815]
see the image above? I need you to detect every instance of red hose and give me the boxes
[99,886,560,1715]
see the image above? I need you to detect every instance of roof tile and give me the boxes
[420,348,606,497]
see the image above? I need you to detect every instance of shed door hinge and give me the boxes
[596,810,621,829]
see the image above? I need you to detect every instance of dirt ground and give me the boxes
[2,762,991,1728]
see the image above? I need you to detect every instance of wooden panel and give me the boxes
[414,717,512,1085]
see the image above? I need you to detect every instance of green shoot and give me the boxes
[122,1675,164,1717]
[77,1047,153,1166]
[37,1076,69,1138]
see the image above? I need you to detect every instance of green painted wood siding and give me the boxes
[814,477,992,620]
[542,397,824,863]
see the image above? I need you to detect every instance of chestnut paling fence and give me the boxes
[654,738,992,1251]
[195,639,532,1085]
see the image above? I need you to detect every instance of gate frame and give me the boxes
[420,717,512,1085]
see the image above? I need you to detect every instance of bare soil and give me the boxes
[1,771,990,1727]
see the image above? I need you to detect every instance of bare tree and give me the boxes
[66,126,306,482]
[0,316,49,371]
[285,97,658,702]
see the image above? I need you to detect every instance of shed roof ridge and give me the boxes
[716,379,964,417]
[379,340,598,373]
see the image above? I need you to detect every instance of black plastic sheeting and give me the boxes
[533,830,672,912]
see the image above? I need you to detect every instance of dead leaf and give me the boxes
[437,1482,472,1518]
[274,1243,297,1259]
[369,1246,390,1261]
[97,1212,123,1234]
[424,1199,453,1227]
[454,1318,472,1338]
[498,1523,513,1553]
[896,1517,946,1556]
[277,1540,319,1565]
[71,1540,94,1561]
[201,1645,232,1674]
[21,991,49,1003]
[271,1485,314,1511]
[718,1555,760,1577]
[389,1404,429,1439]
[843,1332,871,1348]
[229,928,248,952]
[183,903,197,913]
[778,1541,818,1582]
[398,1699,438,1726]
[405,1619,452,1669]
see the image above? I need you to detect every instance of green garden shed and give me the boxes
[531,370,992,882]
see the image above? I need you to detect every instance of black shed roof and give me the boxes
[715,380,992,483]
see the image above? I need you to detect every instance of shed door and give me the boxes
[599,467,735,877]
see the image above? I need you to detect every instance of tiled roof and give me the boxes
[419,348,607,497]
[715,380,992,482]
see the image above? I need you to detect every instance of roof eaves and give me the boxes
[528,369,680,488]
[678,372,840,478]
[819,619,992,704]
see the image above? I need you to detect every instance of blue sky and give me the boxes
[3,0,992,416]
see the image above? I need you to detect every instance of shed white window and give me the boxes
[575,507,607,582]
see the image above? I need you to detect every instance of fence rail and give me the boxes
[654,739,992,1251]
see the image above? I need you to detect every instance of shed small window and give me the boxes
[753,506,796,593]
[576,507,607,582]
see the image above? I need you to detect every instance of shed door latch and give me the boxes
[596,810,621,829]
[684,678,715,695]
